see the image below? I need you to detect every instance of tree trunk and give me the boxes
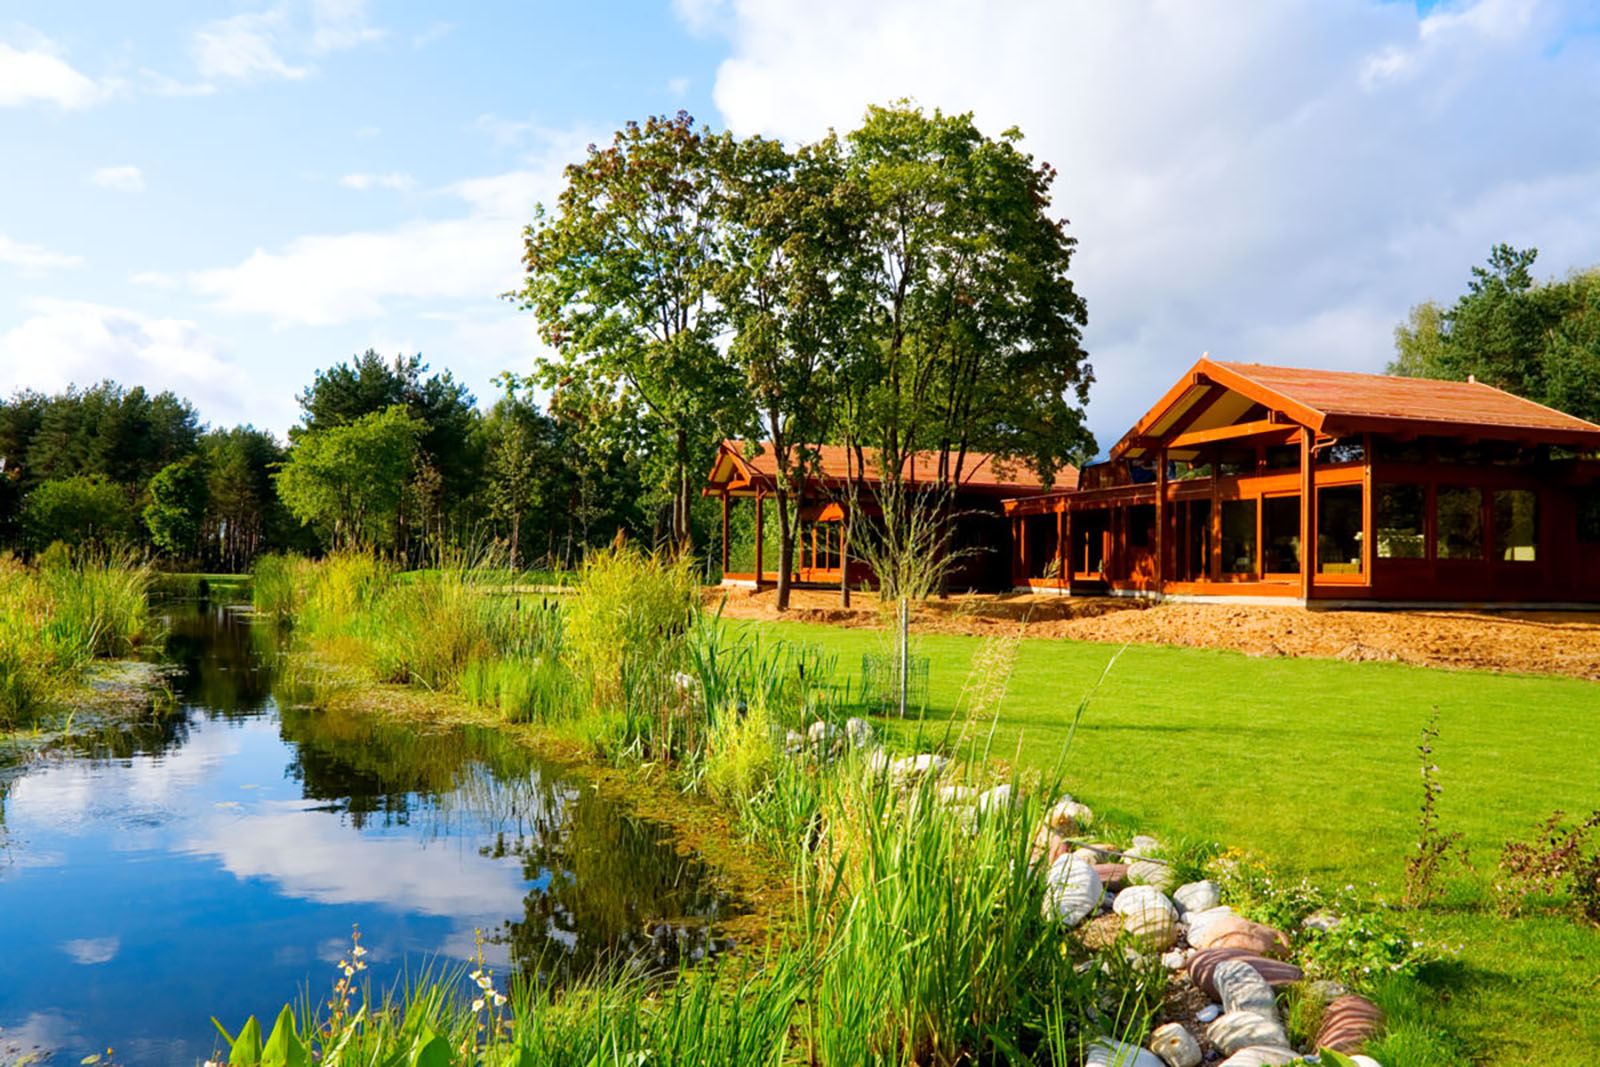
[510,510,521,572]
[839,509,851,608]
[775,485,793,612]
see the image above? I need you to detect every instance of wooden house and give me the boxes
[1005,358,1600,606]
[706,441,1076,591]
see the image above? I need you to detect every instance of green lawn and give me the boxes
[738,621,1600,1065]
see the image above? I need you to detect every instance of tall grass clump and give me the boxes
[251,553,318,619]
[564,539,697,709]
[0,551,153,725]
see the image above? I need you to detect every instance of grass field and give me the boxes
[734,621,1600,1064]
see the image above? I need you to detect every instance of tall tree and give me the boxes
[482,381,561,570]
[513,111,742,550]
[144,456,209,561]
[201,426,294,570]
[276,406,426,551]
[717,132,871,610]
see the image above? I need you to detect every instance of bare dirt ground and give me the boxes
[705,585,1600,681]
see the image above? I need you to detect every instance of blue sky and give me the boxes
[3,0,1599,449]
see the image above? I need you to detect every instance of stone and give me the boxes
[1217,1048,1301,1067]
[1194,1003,1222,1024]
[1304,979,1350,1003]
[888,753,947,783]
[1173,879,1220,916]
[1045,796,1095,834]
[1042,853,1103,928]
[1126,833,1162,857]
[938,784,977,805]
[1084,1038,1166,1067]
[1212,959,1279,1021]
[1074,841,1115,863]
[807,720,842,751]
[1314,994,1385,1054]
[1183,905,1236,945]
[1127,859,1176,892]
[1188,949,1304,999]
[1188,915,1292,959]
[784,730,805,756]
[1206,1012,1289,1057]
[1148,1022,1202,1067]
[1301,909,1340,933]
[976,784,1013,814]
[844,716,873,748]
[1347,1057,1384,1067]
[1160,949,1187,970]
[863,747,890,776]
[1113,884,1180,949]
[1093,862,1130,890]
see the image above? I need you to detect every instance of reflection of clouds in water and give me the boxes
[8,718,252,832]
[61,936,120,964]
[0,1011,81,1059]
[182,801,529,918]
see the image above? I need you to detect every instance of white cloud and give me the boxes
[192,9,310,82]
[0,233,81,271]
[0,36,102,108]
[61,936,120,965]
[339,171,415,191]
[311,0,386,53]
[0,298,253,422]
[130,270,179,288]
[90,165,145,191]
[686,0,1600,447]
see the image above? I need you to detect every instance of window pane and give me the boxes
[1264,444,1300,471]
[1493,490,1538,562]
[1185,499,1212,579]
[1436,486,1483,560]
[1129,503,1156,548]
[1221,499,1257,574]
[1263,495,1301,573]
[1317,485,1364,573]
[1318,437,1365,465]
[1376,484,1425,559]
[1581,485,1600,545]
[1218,448,1254,477]
[1374,436,1425,464]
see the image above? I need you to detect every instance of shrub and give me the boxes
[564,540,696,711]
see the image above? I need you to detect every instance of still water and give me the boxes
[0,603,737,1067]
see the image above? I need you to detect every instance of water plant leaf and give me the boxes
[409,1032,453,1067]
[262,1005,306,1067]
[230,1015,263,1067]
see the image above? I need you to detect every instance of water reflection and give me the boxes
[0,602,737,1067]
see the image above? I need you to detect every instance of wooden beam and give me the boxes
[1299,427,1313,601]
[1159,383,1228,443]
[1169,418,1295,451]
[1155,447,1167,592]
[721,490,730,576]
[754,490,764,585]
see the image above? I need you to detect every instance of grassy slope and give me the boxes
[737,621,1600,1064]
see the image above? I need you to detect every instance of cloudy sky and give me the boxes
[3,0,1597,451]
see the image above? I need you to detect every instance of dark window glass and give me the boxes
[1128,504,1156,548]
[1374,436,1426,464]
[1264,444,1300,471]
[1434,440,1485,465]
[1493,490,1538,562]
[1263,495,1301,573]
[1580,485,1600,544]
[1218,448,1255,477]
[1076,511,1107,573]
[1376,484,1425,559]
[1436,486,1483,560]
[1317,437,1365,465]
[1172,460,1212,481]
[1185,499,1212,579]
[1317,485,1364,573]
[1221,499,1257,575]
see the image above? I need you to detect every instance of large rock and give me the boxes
[1045,796,1094,834]
[889,753,947,783]
[1042,854,1102,928]
[976,784,1013,815]
[807,719,842,750]
[938,784,977,805]
[1173,880,1220,916]
[1126,834,1162,857]
[1217,1048,1301,1067]
[1188,948,1304,999]
[1183,905,1236,945]
[1148,1022,1202,1067]
[1093,862,1130,890]
[1113,884,1180,949]
[1315,993,1385,1053]
[844,716,873,748]
[1212,959,1279,1021]
[1127,859,1175,892]
[1084,1038,1166,1067]
[1188,914,1292,959]
[1206,1012,1288,1056]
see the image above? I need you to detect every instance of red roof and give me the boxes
[708,441,1075,496]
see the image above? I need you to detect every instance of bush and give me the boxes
[564,540,696,710]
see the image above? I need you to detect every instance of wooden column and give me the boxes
[1063,506,1074,594]
[754,489,764,584]
[1361,433,1375,585]
[1056,506,1067,593]
[1210,454,1222,581]
[1155,449,1168,594]
[720,491,730,577]
[1299,427,1314,601]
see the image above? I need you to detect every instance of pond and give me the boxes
[0,603,739,1067]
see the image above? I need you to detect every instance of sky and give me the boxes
[2,0,1598,453]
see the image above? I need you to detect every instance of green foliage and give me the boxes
[144,456,209,559]
[563,540,697,710]
[22,475,136,551]
[1389,244,1600,423]
[276,406,427,550]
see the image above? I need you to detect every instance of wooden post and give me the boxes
[1361,433,1375,584]
[1210,452,1221,581]
[1063,506,1074,594]
[1300,427,1314,602]
[1056,506,1067,593]
[754,489,764,585]
[1155,448,1168,594]
[720,490,730,577]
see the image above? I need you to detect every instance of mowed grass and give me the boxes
[735,621,1600,1064]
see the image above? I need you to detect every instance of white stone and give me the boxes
[1348,1057,1384,1067]
[1160,949,1187,970]
[938,784,977,805]
[1302,909,1341,932]
[844,716,873,748]
[1127,859,1176,892]
[1184,905,1236,945]
[1148,1023,1202,1067]
[1195,1003,1222,1024]
[976,784,1014,814]
[1217,1048,1301,1067]
[1114,885,1180,950]
[1085,1038,1166,1067]
[1126,834,1162,857]
[863,747,890,776]
[1173,880,1220,916]
[807,720,841,748]
[1072,846,1105,865]
[1214,959,1279,1021]
[889,753,947,783]
[1207,1012,1289,1056]
[784,730,805,755]
[1045,797,1095,834]
[1042,854,1103,928]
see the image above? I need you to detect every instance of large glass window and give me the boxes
[1218,448,1255,478]
[1184,499,1212,579]
[1128,504,1156,548]
[1493,490,1538,562]
[1376,484,1426,559]
[1317,485,1364,574]
[1580,484,1600,545]
[1221,499,1257,575]
[1264,444,1300,471]
[1436,486,1484,560]
[1263,495,1301,573]
[1374,436,1426,464]
[1317,437,1365,465]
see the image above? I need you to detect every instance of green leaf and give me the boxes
[409,1033,454,1067]
[80,1055,102,1065]
[231,1015,263,1067]
[261,1005,307,1067]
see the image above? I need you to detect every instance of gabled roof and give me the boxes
[1113,357,1600,459]
[706,441,1075,497]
